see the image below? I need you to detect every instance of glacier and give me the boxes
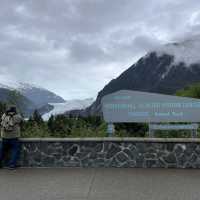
[42,98,94,121]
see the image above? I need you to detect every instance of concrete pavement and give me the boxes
[1,168,200,200]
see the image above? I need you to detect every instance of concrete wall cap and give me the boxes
[0,137,199,143]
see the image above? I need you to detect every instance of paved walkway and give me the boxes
[1,168,200,200]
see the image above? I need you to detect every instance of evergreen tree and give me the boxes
[32,109,44,125]
[47,115,55,133]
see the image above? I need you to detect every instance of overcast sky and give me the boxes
[0,0,200,100]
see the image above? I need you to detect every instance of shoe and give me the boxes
[4,166,17,170]
[0,162,3,169]
[15,164,21,168]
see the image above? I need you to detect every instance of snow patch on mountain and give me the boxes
[0,80,43,91]
[160,64,174,80]
[0,80,66,107]
[155,35,200,66]
[42,98,94,121]
[0,80,20,90]
[17,82,43,91]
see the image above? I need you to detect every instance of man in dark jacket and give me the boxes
[0,105,23,170]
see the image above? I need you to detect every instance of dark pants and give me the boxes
[0,138,21,167]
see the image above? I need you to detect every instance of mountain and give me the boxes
[0,87,36,117]
[42,98,94,120]
[0,81,65,107]
[0,81,66,117]
[73,36,200,116]
[17,83,65,107]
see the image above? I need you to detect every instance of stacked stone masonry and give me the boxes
[2,138,200,168]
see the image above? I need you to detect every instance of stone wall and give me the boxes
[3,138,200,168]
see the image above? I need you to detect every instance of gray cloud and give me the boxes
[0,0,200,99]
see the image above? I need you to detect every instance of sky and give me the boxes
[0,0,200,100]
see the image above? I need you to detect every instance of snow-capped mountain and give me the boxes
[0,81,65,107]
[17,82,65,107]
[0,82,20,91]
[0,80,94,118]
[42,98,94,120]
[0,87,36,117]
[71,36,200,116]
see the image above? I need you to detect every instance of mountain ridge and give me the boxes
[0,87,36,117]
[0,81,66,107]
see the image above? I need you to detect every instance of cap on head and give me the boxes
[6,105,17,114]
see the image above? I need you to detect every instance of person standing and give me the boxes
[0,105,23,170]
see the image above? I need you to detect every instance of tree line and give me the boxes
[0,82,200,138]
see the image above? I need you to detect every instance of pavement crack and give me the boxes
[86,169,97,199]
